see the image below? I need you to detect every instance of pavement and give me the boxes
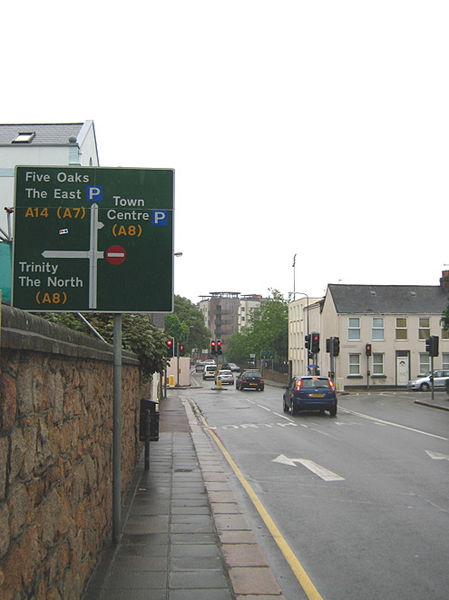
[413,391,449,411]
[83,390,285,600]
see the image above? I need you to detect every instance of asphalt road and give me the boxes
[181,376,449,600]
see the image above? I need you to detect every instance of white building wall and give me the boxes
[288,297,322,377]
[0,121,99,233]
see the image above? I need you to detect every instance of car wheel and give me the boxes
[329,406,337,417]
[420,383,430,391]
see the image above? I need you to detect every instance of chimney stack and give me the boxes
[440,270,449,292]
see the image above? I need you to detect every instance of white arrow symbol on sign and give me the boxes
[426,450,449,461]
[272,455,345,481]
[42,203,104,309]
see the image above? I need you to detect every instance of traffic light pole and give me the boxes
[367,357,370,390]
[431,354,435,401]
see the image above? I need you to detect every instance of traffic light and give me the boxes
[311,333,320,354]
[305,334,311,350]
[166,338,174,357]
[426,335,439,357]
[326,338,331,353]
[217,339,223,354]
[432,336,439,356]
[332,337,340,357]
[210,339,217,355]
[365,343,372,356]
[179,344,185,356]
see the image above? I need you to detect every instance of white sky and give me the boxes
[3,1,449,304]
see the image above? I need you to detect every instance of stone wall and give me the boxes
[0,305,147,599]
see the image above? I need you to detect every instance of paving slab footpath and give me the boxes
[83,393,285,600]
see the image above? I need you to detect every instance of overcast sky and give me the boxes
[3,1,449,304]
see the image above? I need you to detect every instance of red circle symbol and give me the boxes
[106,245,126,265]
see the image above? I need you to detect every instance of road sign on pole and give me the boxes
[12,166,174,313]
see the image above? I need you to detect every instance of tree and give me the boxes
[441,302,449,332]
[226,290,288,364]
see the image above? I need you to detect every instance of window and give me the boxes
[443,353,449,370]
[395,317,407,340]
[349,354,360,375]
[372,353,384,375]
[372,318,384,341]
[419,353,430,375]
[418,317,430,340]
[348,317,360,340]
[12,132,35,143]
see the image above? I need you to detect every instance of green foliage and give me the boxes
[164,295,211,353]
[441,303,449,332]
[226,289,288,364]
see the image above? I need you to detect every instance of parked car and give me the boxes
[283,376,337,417]
[236,370,264,391]
[407,370,449,391]
[215,369,234,385]
[203,364,217,380]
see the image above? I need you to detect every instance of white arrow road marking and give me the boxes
[426,450,449,460]
[272,455,345,481]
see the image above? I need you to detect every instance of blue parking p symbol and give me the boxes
[152,210,168,226]
[87,186,103,202]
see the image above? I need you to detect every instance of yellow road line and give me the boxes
[193,402,324,600]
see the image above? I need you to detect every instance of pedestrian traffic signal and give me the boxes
[166,338,174,357]
[217,339,223,354]
[365,343,372,356]
[210,339,217,355]
[311,333,320,354]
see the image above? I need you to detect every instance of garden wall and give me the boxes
[0,305,147,599]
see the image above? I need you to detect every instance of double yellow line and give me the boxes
[193,402,323,600]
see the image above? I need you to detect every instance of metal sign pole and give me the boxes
[113,314,122,543]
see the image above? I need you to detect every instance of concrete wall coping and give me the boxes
[1,303,139,365]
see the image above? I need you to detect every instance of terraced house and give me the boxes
[289,271,449,389]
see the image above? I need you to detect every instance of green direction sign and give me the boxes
[12,166,174,313]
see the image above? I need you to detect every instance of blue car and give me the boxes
[283,376,337,417]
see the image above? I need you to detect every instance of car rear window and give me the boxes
[300,378,331,389]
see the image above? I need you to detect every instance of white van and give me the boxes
[203,364,217,380]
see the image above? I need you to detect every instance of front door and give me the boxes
[396,354,409,386]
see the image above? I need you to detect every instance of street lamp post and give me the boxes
[292,254,297,301]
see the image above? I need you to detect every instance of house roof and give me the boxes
[0,123,85,146]
[328,284,449,315]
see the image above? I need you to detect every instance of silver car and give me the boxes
[408,370,449,391]
[215,369,234,385]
